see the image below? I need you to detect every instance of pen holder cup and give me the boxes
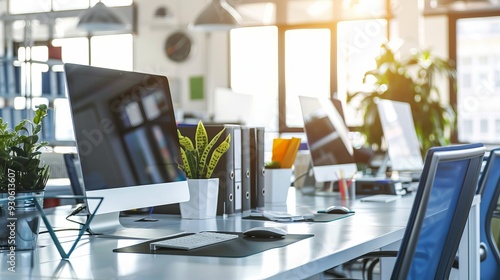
[347,180,356,200]
[338,179,356,200]
[265,168,293,205]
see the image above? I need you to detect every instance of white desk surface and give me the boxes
[0,189,477,280]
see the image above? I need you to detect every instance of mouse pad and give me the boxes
[113,232,314,258]
[242,212,354,223]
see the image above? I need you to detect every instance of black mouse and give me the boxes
[320,205,352,214]
[243,227,287,238]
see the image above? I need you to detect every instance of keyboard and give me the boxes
[149,232,239,251]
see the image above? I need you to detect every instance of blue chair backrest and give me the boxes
[477,148,500,280]
[391,143,485,280]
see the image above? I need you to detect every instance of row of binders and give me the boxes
[177,124,266,215]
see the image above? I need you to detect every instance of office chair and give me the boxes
[474,148,500,279]
[336,143,485,280]
[40,152,69,179]
[63,153,85,205]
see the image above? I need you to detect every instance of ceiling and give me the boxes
[424,0,500,15]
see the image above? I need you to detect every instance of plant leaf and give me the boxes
[177,130,195,151]
[198,127,226,178]
[15,120,28,132]
[185,149,199,178]
[195,120,208,157]
[179,147,192,178]
[205,134,231,178]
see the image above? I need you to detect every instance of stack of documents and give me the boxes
[250,211,314,222]
[360,194,401,203]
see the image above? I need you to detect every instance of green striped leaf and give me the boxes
[205,134,231,178]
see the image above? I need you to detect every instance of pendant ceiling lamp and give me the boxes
[190,0,242,31]
[77,1,126,31]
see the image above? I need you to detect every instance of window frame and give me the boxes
[278,18,392,133]
[1,2,137,147]
[277,22,338,133]
[232,0,393,134]
[448,9,500,144]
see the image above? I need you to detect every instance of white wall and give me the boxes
[133,0,230,119]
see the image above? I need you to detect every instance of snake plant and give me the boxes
[177,121,231,179]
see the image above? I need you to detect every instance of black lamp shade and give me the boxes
[77,2,126,31]
[191,0,241,31]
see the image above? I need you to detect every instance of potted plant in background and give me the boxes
[348,43,457,156]
[177,121,231,219]
[0,105,51,250]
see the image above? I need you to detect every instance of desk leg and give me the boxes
[380,240,401,279]
[456,195,480,280]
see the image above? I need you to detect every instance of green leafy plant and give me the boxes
[0,105,51,192]
[177,121,231,179]
[264,161,281,169]
[348,43,457,155]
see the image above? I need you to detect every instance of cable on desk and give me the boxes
[36,205,95,235]
[59,205,99,235]
[291,170,309,185]
[39,228,92,235]
[65,205,87,226]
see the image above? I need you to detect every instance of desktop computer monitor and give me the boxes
[299,95,357,182]
[377,99,424,173]
[213,87,253,125]
[64,63,190,238]
[330,97,346,122]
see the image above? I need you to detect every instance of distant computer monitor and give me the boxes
[64,63,189,238]
[299,96,357,182]
[330,97,345,122]
[213,87,253,125]
[377,99,424,172]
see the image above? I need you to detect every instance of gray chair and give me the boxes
[40,152,68,179]
[63,153,85,204]
[475,148,500,279]
[332,143,485,279]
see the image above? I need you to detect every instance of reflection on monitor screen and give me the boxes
[299,96,357,182]
[64,64,189,238]
[377,99,424,172]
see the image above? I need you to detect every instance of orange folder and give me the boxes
[272,137,301,168]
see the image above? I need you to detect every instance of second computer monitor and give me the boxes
[299,95,357,182]
[377,99,424,172]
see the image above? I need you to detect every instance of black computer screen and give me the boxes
[65,64,186,191]
[299,95,357,182]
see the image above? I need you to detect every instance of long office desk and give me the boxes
[0,189,479,279]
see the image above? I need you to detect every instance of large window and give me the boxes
[230,0,389,133]
[284,28,331,128]
[452,15,500,144]
[2,0,135,145]
[9,0,133,14]
[230,26,278,131]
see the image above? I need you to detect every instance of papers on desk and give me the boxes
[360,194,401,203]
[249,211,314,222]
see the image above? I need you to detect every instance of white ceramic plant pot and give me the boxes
[264,168,293,205]
[180,178,219,219]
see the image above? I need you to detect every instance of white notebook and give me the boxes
[360,194,401,203]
